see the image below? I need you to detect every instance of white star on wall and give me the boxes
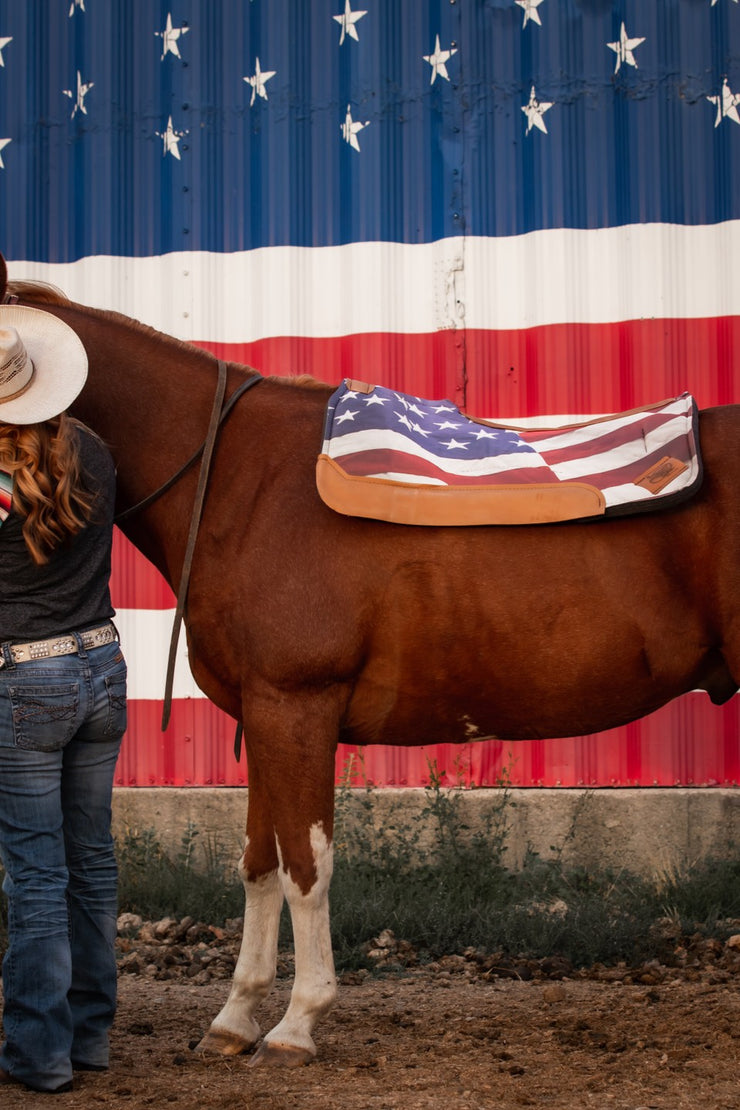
[522,85,553,134]
[0,37,12,66]
[68,0,85,15]
[156,116,188,159]
[244,58,276,106]
[423,35,457,84]
[157,14,189,61]
[333,1,367,45]
[711,0,738,6]
[341,105,369,151]
[515,0,545,28]
[607,23,645,73]
[62,71,94,117]
[707,78,740,126]
[0,138,11,169]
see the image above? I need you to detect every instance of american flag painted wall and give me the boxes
[0,0,739,787]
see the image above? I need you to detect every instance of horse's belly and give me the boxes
[341,538,713,745]
[344,654,675,746]
[345,606,708,744]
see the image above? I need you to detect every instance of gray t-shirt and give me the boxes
[0,424,116,641]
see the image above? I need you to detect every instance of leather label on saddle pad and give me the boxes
[633,456,688,495]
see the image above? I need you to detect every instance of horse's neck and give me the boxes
[68,309,223,585]
[57,300,330,590]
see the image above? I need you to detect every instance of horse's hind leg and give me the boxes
[196,770,283,1056]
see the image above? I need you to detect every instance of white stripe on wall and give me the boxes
[7,220,740,343]
[115,608,206,701]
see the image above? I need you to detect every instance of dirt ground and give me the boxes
[2,952,740,1110]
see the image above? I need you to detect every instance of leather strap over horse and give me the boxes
[116,359,263,735]
[116,364,263,524]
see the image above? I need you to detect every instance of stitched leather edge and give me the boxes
[315,455,606,526]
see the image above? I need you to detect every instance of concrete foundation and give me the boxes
[112,786,740,880]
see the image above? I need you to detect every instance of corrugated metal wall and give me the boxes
[1,0,739,787]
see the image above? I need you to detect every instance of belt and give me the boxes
[0,622,118,667]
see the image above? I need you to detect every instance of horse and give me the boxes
[2,255,739,1067]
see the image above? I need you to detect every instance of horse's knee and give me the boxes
[239,831,279,885]
[276,822,334,898]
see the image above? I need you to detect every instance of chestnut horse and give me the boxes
[3,261,740,1066]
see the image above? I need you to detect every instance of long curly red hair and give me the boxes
[0,414,95,565]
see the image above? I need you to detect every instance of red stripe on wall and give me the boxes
[198,329,466,398]
[111,529,175,610]
[114,693,740,789]
[195,315,740,415]
[462,317,740,415]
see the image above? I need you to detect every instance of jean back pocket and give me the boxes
[103,671,127,738]
[9,683,80,752]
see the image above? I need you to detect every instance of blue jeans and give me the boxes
[0,635,127,1093]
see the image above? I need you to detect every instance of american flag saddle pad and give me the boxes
[316,381,702,526]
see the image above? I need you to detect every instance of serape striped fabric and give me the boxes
[0,469,11,525]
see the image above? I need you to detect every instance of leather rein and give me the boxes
[116,359,263,735]
[115,365,262,524]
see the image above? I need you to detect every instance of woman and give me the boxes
[0,304,126,1094]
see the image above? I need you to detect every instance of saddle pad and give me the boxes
[316,382,702,526]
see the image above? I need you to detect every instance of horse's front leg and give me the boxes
[247,691,341,1066]
[248,817,336,1066]
[196,767,283,1055]
[199,689,342,1065]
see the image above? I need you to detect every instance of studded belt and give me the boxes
[0,622,118,667]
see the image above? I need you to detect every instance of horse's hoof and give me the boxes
[247,1040,315,1068]
[194,1028,257,1057]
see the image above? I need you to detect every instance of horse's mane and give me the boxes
[10,279,207,360]
[8,279,71,304]
[272,374,328,390]
[9,280,329,391]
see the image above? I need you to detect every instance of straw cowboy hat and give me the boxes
[0,304,88,424]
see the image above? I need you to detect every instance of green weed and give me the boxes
[115,821,244,924]
[330,765,664,969]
